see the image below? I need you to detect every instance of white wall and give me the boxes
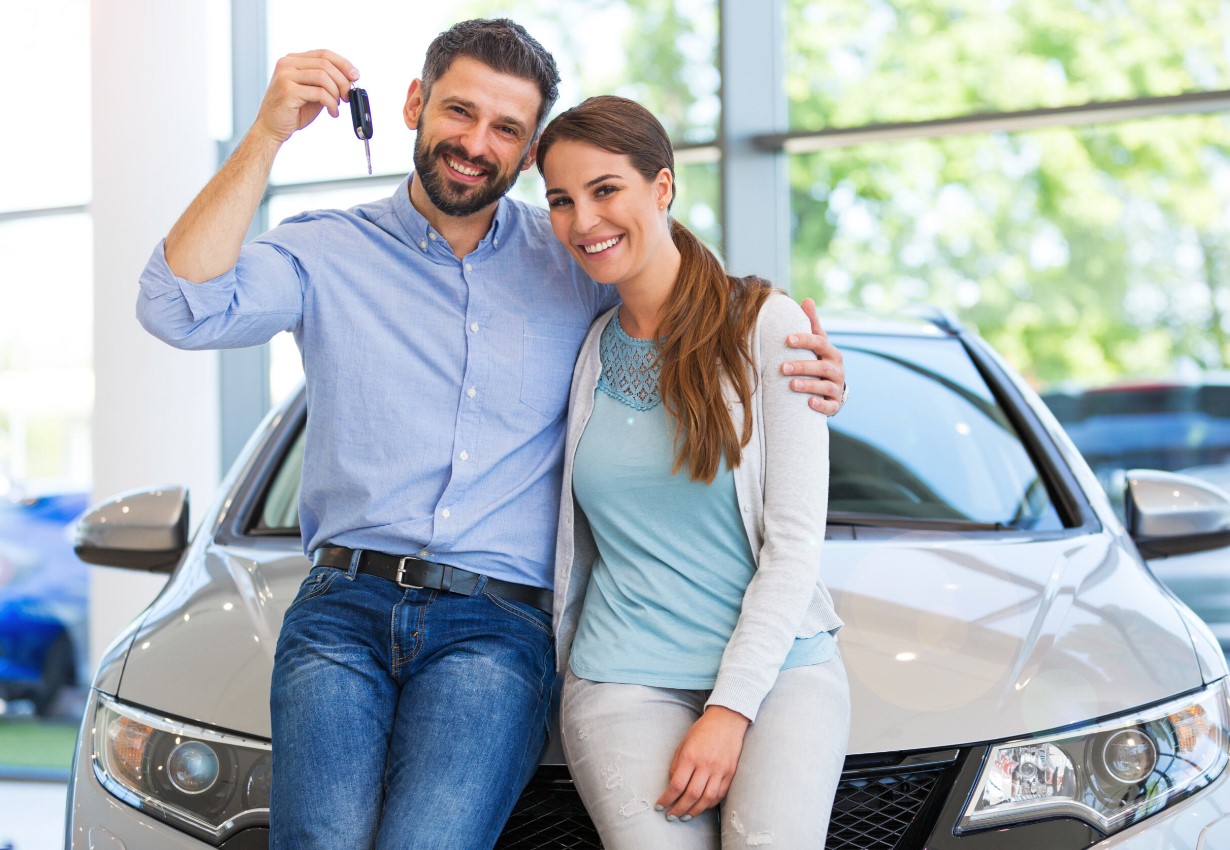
[89,0,223,665]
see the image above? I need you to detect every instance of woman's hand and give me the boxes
[657,705,751,819]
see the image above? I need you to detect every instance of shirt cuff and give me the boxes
[706,675,766,724]
[140,240,239,322]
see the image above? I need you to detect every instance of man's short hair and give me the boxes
[422,18,561,134]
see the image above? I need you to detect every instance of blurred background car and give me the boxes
[1043,378,1230,654]
[1043,377,1230,504]
[0,490,89,718]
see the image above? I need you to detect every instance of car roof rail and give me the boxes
[900,304,964,335]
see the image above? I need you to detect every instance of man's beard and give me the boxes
[413,136,526,217]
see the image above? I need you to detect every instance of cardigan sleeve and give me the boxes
[706,293,831,722]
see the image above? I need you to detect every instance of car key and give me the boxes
[350,83,373,174]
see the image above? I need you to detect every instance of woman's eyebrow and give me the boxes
[545,174,624,197]
[585,173,622,188]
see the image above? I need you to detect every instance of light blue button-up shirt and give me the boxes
[137,176,618,588]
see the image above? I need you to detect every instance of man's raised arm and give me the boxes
[165,50,359,282]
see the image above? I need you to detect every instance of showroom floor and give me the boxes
[0,780,65,850]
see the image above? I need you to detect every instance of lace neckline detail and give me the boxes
[598,309,662,410]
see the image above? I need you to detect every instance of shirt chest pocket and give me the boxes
[520,321,589,420]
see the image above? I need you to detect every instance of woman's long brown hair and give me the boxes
[538,96,772,483]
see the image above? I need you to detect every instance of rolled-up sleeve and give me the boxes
[136,236,307,351]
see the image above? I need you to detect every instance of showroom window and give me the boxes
[0,0,94,776]
[786,0,1230,128]
[781,0,1230,387]
[788,112,1230,386]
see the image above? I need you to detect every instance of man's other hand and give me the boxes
[783,298,847,416]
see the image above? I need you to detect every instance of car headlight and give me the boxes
[91,693,271,843]
[959,680,1230,835]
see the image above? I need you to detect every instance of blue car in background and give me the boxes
[1042,379,1230,509]
[0,492,89,716]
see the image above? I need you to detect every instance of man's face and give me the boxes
[405,56,543,218]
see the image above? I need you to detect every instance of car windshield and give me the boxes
[828,333,1064,531]
[250,332,1066,536]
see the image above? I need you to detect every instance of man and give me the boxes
[137,18,846,850]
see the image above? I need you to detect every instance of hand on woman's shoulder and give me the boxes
[755,291,812,347]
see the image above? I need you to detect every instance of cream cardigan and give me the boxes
[552,292,843,722]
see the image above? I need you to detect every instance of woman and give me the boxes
[538,95,850,849]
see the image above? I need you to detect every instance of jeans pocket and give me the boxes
[484,591,554,638]
[285,566,341,615]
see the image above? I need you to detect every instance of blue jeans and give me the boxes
[269,564,556,850]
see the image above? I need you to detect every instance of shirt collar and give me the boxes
[393,173,512,259]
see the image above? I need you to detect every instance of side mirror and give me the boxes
[74,486,189,572]
[1125,469,1230,558]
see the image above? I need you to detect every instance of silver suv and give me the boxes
[66,314,1230,849]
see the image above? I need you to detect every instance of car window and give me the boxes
[250,427,305,534]
[828,334,1065,531]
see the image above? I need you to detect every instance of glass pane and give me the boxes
[0,215,93,490]
[787,0,1230,130]
[0,0,90,211]
[675,159,722,253]
[266,0,718,184]
[828,334,1064,530]
[0,214,92,765]
[254,428,305,534]
[790,112,1230,388]
[457,0,720,145]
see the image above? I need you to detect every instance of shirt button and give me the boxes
[419,549,430,558]
[470,322,479,333]
[467,387,477,398]
[442,509,451,519]
[464,263,473,272]
[420,240,427,250]
[459,451,469,461]
[428,232,437,240]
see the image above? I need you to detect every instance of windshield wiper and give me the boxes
[828,512,1017,532]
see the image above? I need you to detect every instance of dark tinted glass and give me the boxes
[829,333,1065,530]
[1081,386,1192,417]
[253,428,305,534]
[1198,385,1230,418]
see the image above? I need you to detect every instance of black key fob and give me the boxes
[350,86,373,140]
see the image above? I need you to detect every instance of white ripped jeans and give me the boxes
[561,656,850,850]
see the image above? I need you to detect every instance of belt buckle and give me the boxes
[396,557,424,589]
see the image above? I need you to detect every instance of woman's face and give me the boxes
[543,139,674,287]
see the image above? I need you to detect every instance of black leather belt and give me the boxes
[311,546,553,614]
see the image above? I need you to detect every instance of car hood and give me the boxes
[113,530,1203,754]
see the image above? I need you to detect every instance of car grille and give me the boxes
[498,754,959,850]
[827,767,945,849]
[496,771,601,849]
